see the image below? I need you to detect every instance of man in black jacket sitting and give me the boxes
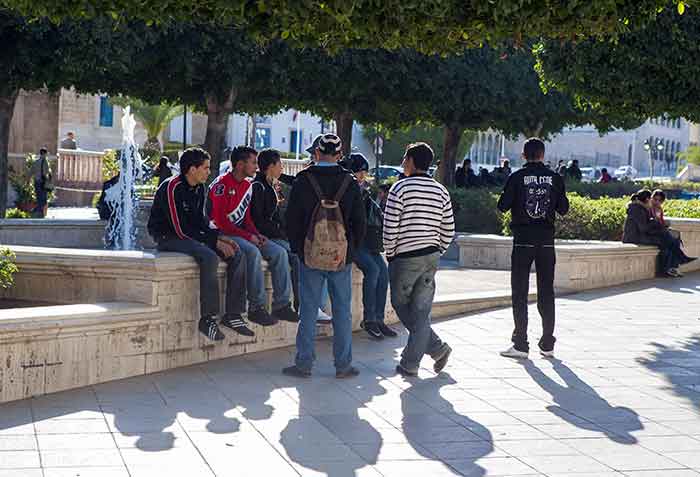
[148,147,251,341]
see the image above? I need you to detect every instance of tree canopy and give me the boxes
[535,8,700,123]
[0,1,692,53]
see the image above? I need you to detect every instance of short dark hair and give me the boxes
[257,148,281,172]
[179,147,210,175]
[523,138,545,161]
[601,168,608,173]
[632,188,652,203]
[405,142,433,171]
[39,148,48,155]
[230,145,257,169]
[652,189,666,201]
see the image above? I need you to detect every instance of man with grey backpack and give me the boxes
[283,134,366,379]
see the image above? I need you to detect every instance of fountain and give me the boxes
[103,107,144,250]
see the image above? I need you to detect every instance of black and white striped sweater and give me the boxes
[382,174,455,260]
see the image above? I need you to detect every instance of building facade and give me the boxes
[472,118,690,176]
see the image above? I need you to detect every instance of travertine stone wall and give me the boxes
[666,218,700,273]
[0,219,106,248]
[457,234,663,292]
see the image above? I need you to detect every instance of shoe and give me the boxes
[665,268,682,278]
[317,309,333,324]
[272,304,299,323]
[364,322,384,340]
[248,307,278,326]
[680,256,697,265]
[395,364,418,377]
[198,318,225,341]
[282,365,311,378]
[500,346,529,359]
[540,348,555,359]
[336,366,360,379]
[220,314,254,337]
[433,344,452,373]
[378,323,398,338]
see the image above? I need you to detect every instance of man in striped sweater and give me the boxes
[383,142,455,376]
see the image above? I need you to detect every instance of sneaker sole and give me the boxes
[395,365,418,377]
[540,351,555,359]
[500,352,529,360]
[433,347,452,373]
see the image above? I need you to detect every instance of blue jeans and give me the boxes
[354,248,389,323]
[229,236,291,310]
[295,263,353,372]
[273,239,330,314]
[389,252,445,372]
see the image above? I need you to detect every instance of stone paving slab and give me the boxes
[1,273,699,476]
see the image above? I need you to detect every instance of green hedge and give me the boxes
[448,187,700,241]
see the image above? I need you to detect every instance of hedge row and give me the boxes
[450,188,700,241]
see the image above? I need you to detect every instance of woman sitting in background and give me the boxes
[622,189,695,278]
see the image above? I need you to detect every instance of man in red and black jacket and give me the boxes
[147,147,253,340]
[208,146,298,326]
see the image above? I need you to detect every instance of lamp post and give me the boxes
[643,139,665,182]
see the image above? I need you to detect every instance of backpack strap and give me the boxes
[333,175,353,202]
[306,172,325,200]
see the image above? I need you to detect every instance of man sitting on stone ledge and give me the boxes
[147,147,252,341]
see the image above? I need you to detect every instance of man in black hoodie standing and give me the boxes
[282,134,366,378]
[497,138,569,360]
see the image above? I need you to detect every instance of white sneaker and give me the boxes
[540,349,555,359]
[317,309,333,324]
[500,346,529,359]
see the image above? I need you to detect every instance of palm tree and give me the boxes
[110,96,184,152]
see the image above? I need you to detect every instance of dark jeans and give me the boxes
[657,231,687,273]
[272,239,300,311]
[511,243,556,353]
[388,252,445,372]
[158,239,246,319]
[33,179,48,216]
[354,248,389,323]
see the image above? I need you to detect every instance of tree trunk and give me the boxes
[439,123,464,188]
[0,91,19,218]
[522,121,544,139]
[204,88,237,177]
[333,111,353,156]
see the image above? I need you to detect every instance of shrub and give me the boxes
[0,248,18,289]
[448,188,504,234]
[102,149,120,181]
[5,208,31,219]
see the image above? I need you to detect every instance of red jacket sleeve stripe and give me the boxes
[167,176,189,240]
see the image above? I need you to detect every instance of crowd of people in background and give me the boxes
[147,135,456,378]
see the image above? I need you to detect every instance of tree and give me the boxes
[0,13,143,217]
[116,23,293,175]
[109,97,183,152]
[535,8,700,124]
[2,0,690,54]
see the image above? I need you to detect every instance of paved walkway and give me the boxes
[2,275,700,476]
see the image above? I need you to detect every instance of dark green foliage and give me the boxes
[2,0,688,54]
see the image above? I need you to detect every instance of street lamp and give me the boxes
[643,139,665,181]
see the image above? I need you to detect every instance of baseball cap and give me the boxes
[317,134,342,156]
[306,134,323,154]
[345,153,369,173]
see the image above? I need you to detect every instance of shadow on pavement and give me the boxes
[521,360,642,443]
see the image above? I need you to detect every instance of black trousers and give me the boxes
[511,243,556,352]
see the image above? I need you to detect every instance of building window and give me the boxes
[99,96,114,127]
[255,127,271,149]
[255,115,272,125]
[290,130,303,153]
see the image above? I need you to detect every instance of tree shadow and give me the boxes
[638,335,700,412]
[400,374,494,477]
[520,360,642,443]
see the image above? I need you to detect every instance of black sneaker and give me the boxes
[272,304,299,323]
[378,323,398,338]
[395,364,418,377]
[433,344,452,373]
[282,365,311,378]
[336,366,360,379]
[364,322,384,340]
[221,314,254,337]
[248,307,278,326]
[199,318,224,341]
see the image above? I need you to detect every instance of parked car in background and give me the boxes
[580,167,602,183]
[374,165,403,181]
[614,165,638,180]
